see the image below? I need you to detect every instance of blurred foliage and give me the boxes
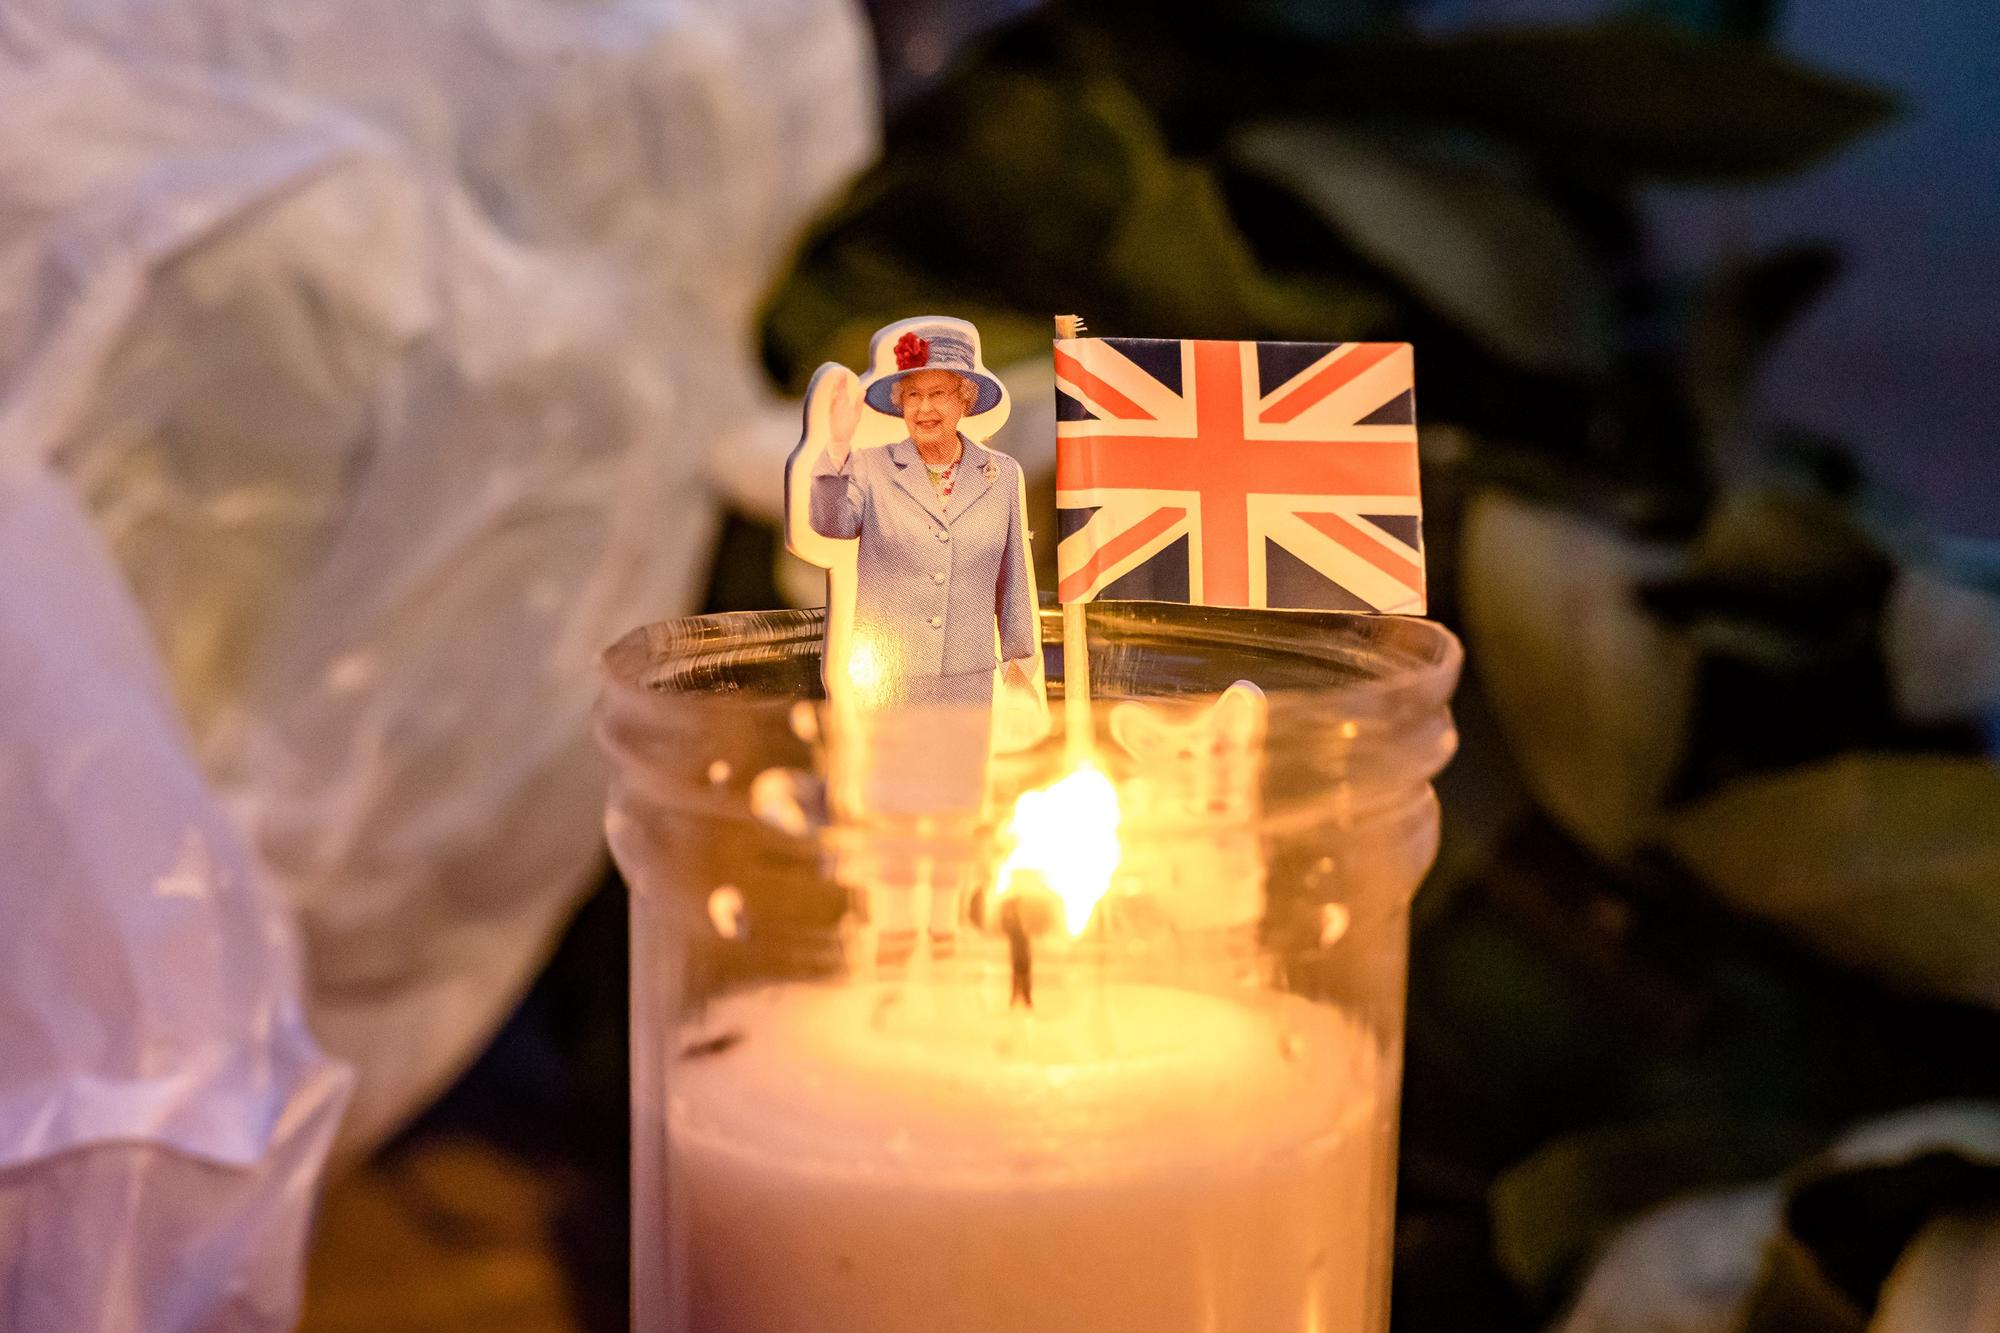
[747,1,1998,1329]
[1664,756,2000,1009]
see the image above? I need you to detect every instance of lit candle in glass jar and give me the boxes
[664,760,1389,1333]
[600,604,1462,1333]
[668,976,1381,1333]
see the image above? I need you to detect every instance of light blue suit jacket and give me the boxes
[811,435,1036,691]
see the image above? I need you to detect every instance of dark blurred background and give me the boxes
[302,1,2000,1329]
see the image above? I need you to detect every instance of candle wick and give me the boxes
[1000,898,1033,1009]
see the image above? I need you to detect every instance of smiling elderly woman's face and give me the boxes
[894,370,976,452]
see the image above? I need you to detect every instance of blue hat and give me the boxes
[861,317,1007,419]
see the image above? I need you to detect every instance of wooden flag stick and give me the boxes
[1054,314,1092,761]
[1063,601,1091,759]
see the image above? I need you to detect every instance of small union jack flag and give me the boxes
[1055,337,1425,613]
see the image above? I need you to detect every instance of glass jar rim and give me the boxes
[600,605,1462,814]
[602,604,1460,712]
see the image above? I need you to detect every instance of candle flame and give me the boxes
[995,764,1121,935]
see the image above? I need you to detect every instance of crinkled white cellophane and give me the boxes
[0,0,874,1324]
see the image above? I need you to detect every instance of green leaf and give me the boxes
[1494,1118,1810,1301]
[1644,483,1893,655]
[1461,492,1697,858]
[1800,1105,2000,1310]
[1740,1104,2000,1329]
[1736,1230,1870,1333]
[1312,19,1896,180]
[1660,756,2000,1008]
[760,68,1391,389]
[761,236,1052,393]
[1233,122,1614,372]
[1103,138,1382,337]
[1556,1186,1781,1333]
[1872,1209,2000,1333]
[1556,1109,2000,1333]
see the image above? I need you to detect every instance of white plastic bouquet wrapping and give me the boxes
[0,0,876,1325]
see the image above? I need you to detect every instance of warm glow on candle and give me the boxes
[996,764,1122,934]
[844,632,894,707]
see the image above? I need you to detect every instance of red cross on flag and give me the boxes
[1054,336,1425,613]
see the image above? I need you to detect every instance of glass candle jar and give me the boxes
[597,603,1460,1333]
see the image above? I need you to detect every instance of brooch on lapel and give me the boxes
[982,458,1000,482]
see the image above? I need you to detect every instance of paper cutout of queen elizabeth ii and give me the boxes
[785,316,1043,719]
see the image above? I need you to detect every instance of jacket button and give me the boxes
[932,572,946,584]
[935,529,950,542]
[928,616,943,628]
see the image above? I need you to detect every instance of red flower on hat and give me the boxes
[893,333,931,371]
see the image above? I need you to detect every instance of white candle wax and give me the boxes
[665,974,1384,1333]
